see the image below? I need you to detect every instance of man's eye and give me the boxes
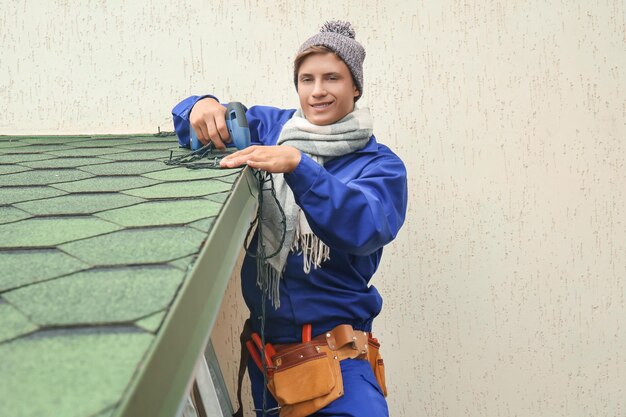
[301,78,312,83]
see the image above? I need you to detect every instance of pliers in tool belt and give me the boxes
[246,332,276,376]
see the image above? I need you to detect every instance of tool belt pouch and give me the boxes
[367,338,388,397]
[267,342,343,417]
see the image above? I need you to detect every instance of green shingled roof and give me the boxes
[0,134,251,417]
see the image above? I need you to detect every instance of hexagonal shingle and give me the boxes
[3,266,184,326]
[79,161,171,176]
[0,140,29,149]
[169,254,196,271]
[0,207,31,224]
[143,166,241,181]
[20,157,109,169]
[13,144,71,152]
[99,150,174,161]
[59,227,206,266]
[0,148,50,156]
[206,192,230,204]
[119,141,177,151]
[0,330,153,417]
[216,173,238,184]
[51,176,159,193]
[135,310,167,333]
[11,136,91,144]
[0,302,38,343]
[0,165,29,175]
[0,186,67,205]
[0,169,93,186]
[46,147,130,157]
[188,217,216,233]
[122,180,232,199]
[15,193,144,216]
[71,138,139,147]
[0,217,122,248]
[95,199,221,227]
[0,249,88,292]
[0,153,52,164]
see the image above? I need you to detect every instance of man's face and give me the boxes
[297,52,359,126]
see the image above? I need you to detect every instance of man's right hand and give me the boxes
[189,97,230,149]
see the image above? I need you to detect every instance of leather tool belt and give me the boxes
[233,321,387,417]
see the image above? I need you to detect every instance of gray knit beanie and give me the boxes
[294,20,366,100]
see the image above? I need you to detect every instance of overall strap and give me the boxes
[233,319,253,417]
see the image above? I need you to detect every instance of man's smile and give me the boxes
[310,100,335,110]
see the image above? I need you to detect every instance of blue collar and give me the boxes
[355,136,379,154]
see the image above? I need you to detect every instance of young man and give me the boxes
[172,21,407,417]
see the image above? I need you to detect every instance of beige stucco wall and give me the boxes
[3,1,625,416]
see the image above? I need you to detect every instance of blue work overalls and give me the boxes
[173,96,408,416]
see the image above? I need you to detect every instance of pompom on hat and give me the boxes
[294,20,366,100]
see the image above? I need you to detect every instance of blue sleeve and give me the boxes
[172,98,294,147]
[245,106,296,146]
[284,150,408,256]
[171,94,219,147]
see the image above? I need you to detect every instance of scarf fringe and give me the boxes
[291,230,331,274]
[257,257,282,309]
[259,232,331,309]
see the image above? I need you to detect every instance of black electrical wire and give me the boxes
[167,144,287,416]
[164,142,230,169]
[246,170,286,417]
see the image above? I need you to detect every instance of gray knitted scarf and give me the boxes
[258,106,373,308]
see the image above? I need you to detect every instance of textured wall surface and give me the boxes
[3,1,626,416]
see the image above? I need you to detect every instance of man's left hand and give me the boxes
[220,145,301,173]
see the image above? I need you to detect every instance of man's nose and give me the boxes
[312,80,327,97]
